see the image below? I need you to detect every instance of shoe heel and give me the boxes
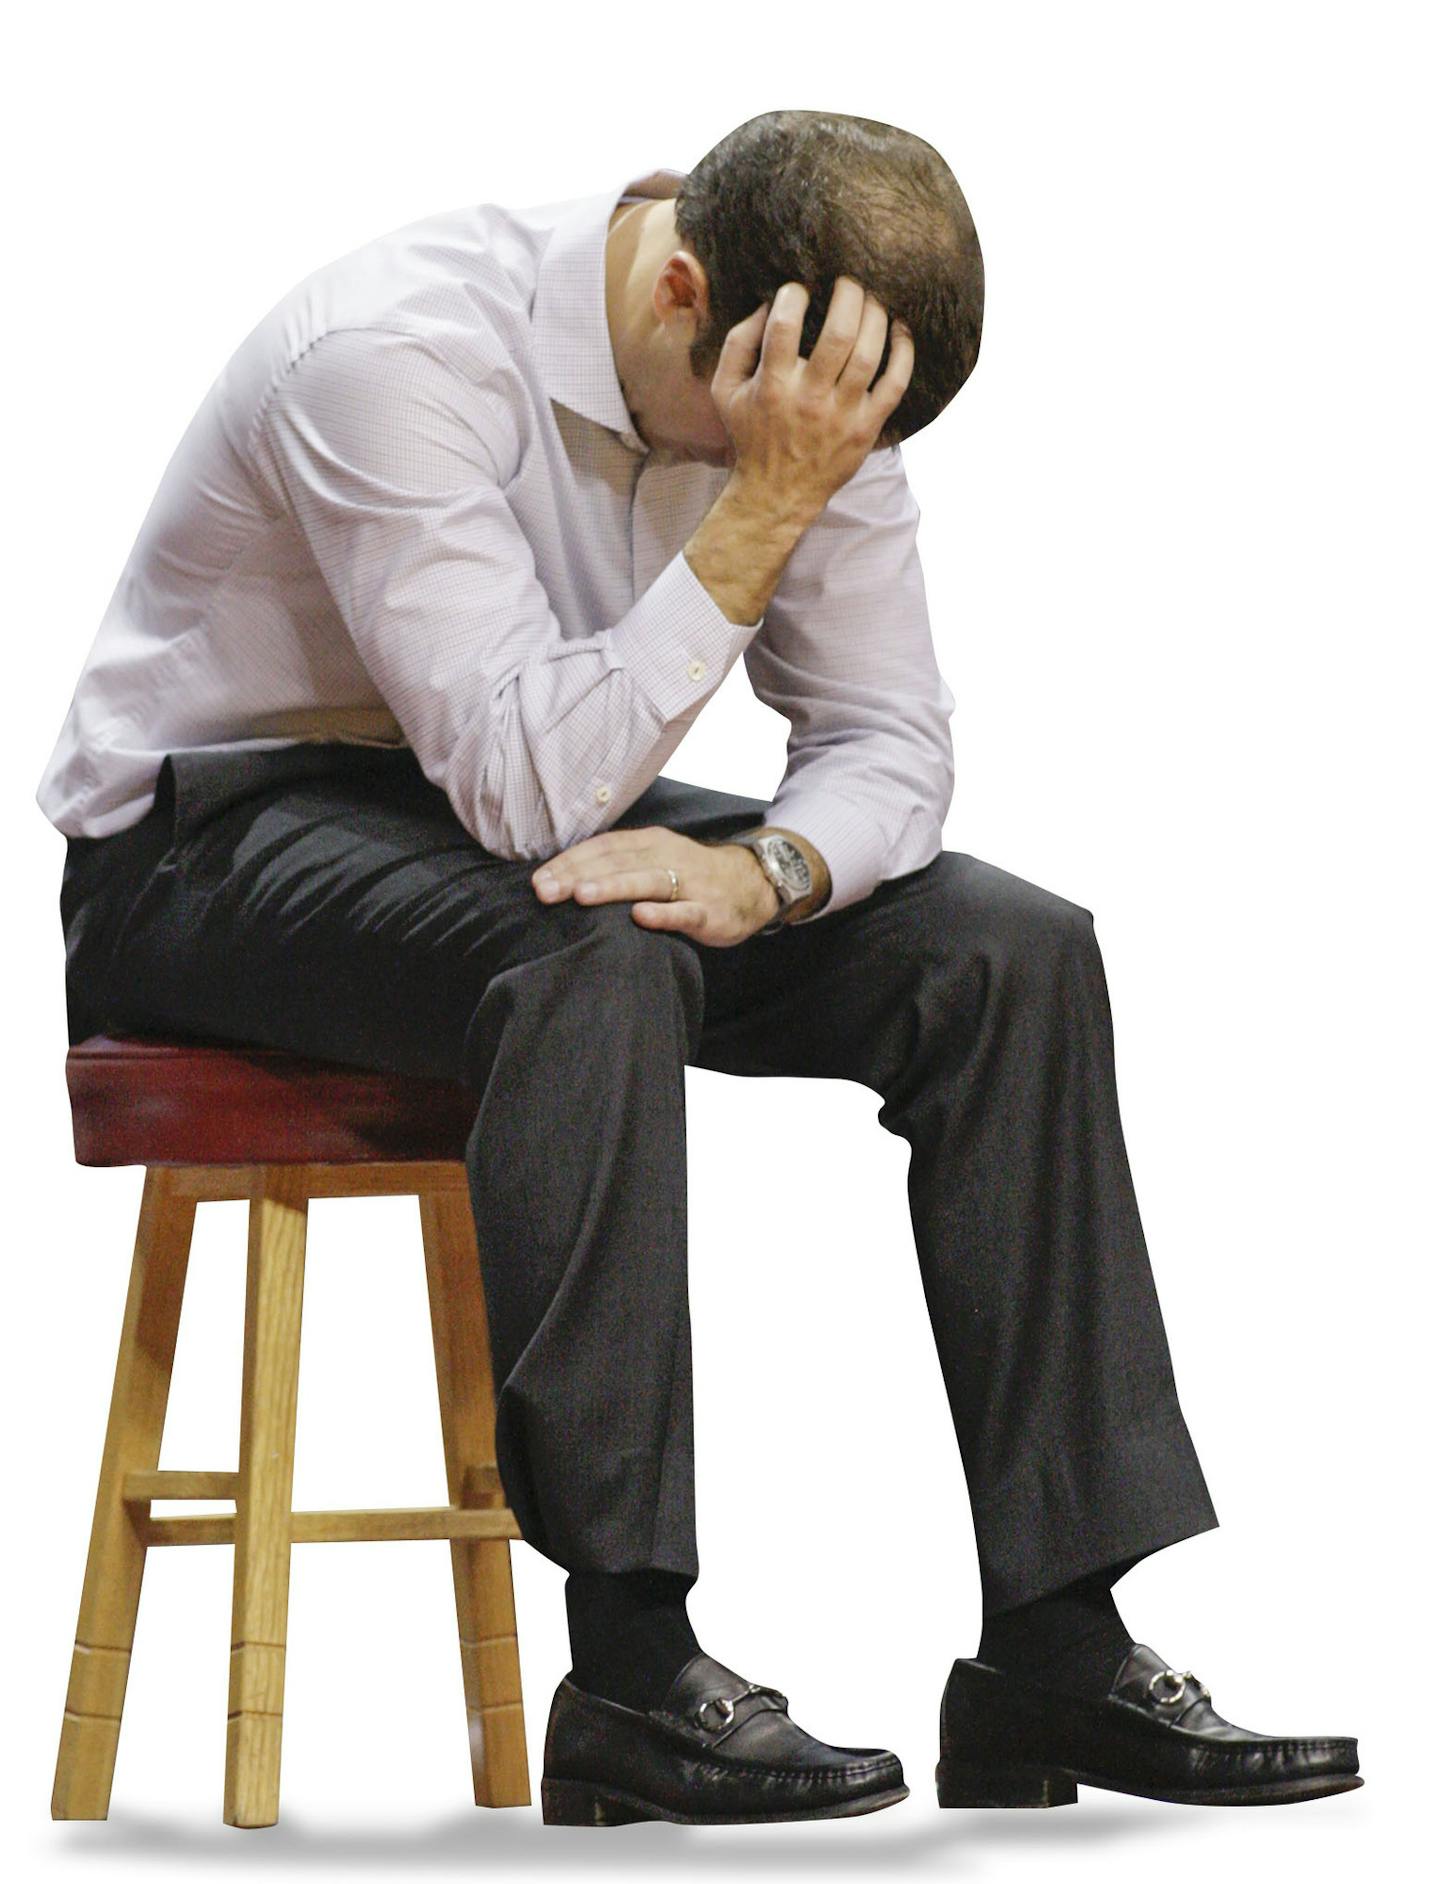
[936,1759,1077,1809]
[541,1776,651,1827]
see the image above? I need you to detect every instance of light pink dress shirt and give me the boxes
[35,167,955,923]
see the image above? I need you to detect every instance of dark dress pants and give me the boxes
[58,743,1218,1616]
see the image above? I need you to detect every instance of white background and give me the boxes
[5,2,1433,1878]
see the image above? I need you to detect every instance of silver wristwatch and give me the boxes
[724,829,814,934]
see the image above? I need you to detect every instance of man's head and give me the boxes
[676,110,983,448]
[605,110,983,464]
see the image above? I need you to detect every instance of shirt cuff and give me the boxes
[607,548,763,727]
[753,789,890,925]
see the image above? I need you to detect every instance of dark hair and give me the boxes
[674,110,984,447]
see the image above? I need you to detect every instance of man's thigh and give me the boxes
[693,847,1097,1089]
[60,747,774,1079]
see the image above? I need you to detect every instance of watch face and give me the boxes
[761,835,811,897]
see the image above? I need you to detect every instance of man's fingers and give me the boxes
[834,291,893,399]
[807,276,869,386]
[528,838,748,946]
[568,866,683,905]
[865,320,916,419]
[531,826,670,895]
[757,281,810,379]
[711,300,771,402]
[637,896,708,926]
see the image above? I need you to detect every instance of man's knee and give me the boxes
[466,897,706,1062]
[925,850,1098,977]
[568,901,705,1009]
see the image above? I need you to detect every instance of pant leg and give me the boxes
[691,846,1220,1615]
[57,748,770,1581]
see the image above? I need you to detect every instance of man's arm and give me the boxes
[736,440,956,924]
[529,277,927,945]
[252,325,774,859]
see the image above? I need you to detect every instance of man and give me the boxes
[40,110,1361,1824]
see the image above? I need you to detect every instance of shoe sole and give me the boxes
[542,1775,910,1826]
[936,1758,1364,1809]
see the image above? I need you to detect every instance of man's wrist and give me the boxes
[738,852,783,927]
[711,826,832,927]
[721,468,825,540]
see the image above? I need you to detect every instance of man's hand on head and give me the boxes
[531,827,780,947]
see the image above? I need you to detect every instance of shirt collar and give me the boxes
[531,166,685,455]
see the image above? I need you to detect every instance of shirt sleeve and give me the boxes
[251,325,761,858]
[742,442,956,922]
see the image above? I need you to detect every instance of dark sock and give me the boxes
[565,1567,702,1711]
[976,1556,1141,1699]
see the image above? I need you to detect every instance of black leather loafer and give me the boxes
[937,1642,1362,1808]
[541,1650,909,1826]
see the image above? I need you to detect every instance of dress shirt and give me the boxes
[36,167,955,923]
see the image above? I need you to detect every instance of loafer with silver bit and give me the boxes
[542,1650,909,1825]
[936,1642,1362,1807]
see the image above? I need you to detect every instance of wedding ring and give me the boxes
[664,866,679,902]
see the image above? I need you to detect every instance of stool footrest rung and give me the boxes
[168,1161,470,1201]
[142,1504,522,1546]
[123,1470,240,1502]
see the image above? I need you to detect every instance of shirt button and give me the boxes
[594,784,612,805]
[687,659,707,681]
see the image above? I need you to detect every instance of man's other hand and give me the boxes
[531,827,780,947]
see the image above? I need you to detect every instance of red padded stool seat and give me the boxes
[67,1033,482,1167]
[51,1032,529,1830]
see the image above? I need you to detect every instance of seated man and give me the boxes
[40,109,1361,1825]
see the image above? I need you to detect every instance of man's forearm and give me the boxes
[683,473,819,627]
[683,478,832,922]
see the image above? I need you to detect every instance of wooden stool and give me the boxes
[52,1034,531,1828]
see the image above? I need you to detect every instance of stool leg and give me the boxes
[53,1167,196,1819]
[224,1167,308,1829]
[419,1187,531,1807]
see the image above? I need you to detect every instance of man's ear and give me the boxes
[653,249,711,338]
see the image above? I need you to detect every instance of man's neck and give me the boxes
[604,197,675,442]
